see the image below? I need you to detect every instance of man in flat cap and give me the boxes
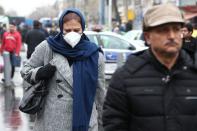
[102,4,197,131]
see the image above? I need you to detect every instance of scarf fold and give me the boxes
[47,33,99,131]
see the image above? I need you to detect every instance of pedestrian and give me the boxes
[181,23,197,60]
[0,22,22,80]
[49,24,59,37]
[20,8,105,131]
[25,20,46,59]
[102,4,197,131]
[39,22,49,37]
[24,20,47,124]
[125,20,132,32]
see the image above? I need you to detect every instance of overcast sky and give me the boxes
[0,0,56,16]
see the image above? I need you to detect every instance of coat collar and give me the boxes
[144,49,193,73]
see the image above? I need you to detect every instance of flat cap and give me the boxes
[143,4,184,28]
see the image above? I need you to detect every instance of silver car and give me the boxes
[84,31,148,79]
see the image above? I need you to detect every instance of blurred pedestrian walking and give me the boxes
[39,22,49,38]
[0,22,22,81]
[49,25,59,37]
[24,20,47,124]
[21,8,105,131]
[25,20,46,59]
[181,23,197,60]
[125,20,132,32]
[102,4,197,131]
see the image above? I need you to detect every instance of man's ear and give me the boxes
[189,31,193,36]
[143,32,151,46]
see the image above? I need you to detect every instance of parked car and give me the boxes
[124,30,143,40]
[123,30,146,46]
[84,31,148,79]
[39,17,52,28]
[0,15,9,29]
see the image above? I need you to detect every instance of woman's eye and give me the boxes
[64,29,71,33]
[73,29,80,32]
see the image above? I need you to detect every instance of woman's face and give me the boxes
[63,19,82,35]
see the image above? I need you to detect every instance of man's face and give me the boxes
[9,24,16,33]
[181,27,192,38]
[144,23,183,57]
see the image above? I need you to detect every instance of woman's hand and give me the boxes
[35,63,56,80]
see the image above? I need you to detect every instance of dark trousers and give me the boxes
[10,53,15,79]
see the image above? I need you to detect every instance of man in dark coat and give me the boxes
[181,23,197,60]
[25,20,46,59]
[102,4,197,131]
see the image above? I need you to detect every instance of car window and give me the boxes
[124,30,142,40]
[100,35,135,50]
[86,34,99,45]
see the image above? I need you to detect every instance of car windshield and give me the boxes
[124,30,142,40]
[99,35,135,50]
[86,34,99,45]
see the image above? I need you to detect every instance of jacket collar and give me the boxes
[143,49,193,73]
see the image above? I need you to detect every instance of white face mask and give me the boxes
[63,32,82,48]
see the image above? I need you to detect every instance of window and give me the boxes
[86,35,99,45]
[99,35,135,50]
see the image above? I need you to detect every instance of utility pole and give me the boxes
[133,0,143,29]
[108,0,112,31]
[72,0,76,7]
[99,0,105,25]
[84,0,88,26]
[124,0,128,21]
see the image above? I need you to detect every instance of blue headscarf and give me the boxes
[47,8,100,131]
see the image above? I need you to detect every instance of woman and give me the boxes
[21,8,105,131]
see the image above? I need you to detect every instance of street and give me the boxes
[0,50,33,131]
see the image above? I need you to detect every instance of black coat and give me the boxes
[182,37,197,60]
[25,29,46,59]
[103,50,197,131]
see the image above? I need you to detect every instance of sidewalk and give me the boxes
[0,50,33,131]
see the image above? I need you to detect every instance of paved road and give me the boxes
[0,50,34,131]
